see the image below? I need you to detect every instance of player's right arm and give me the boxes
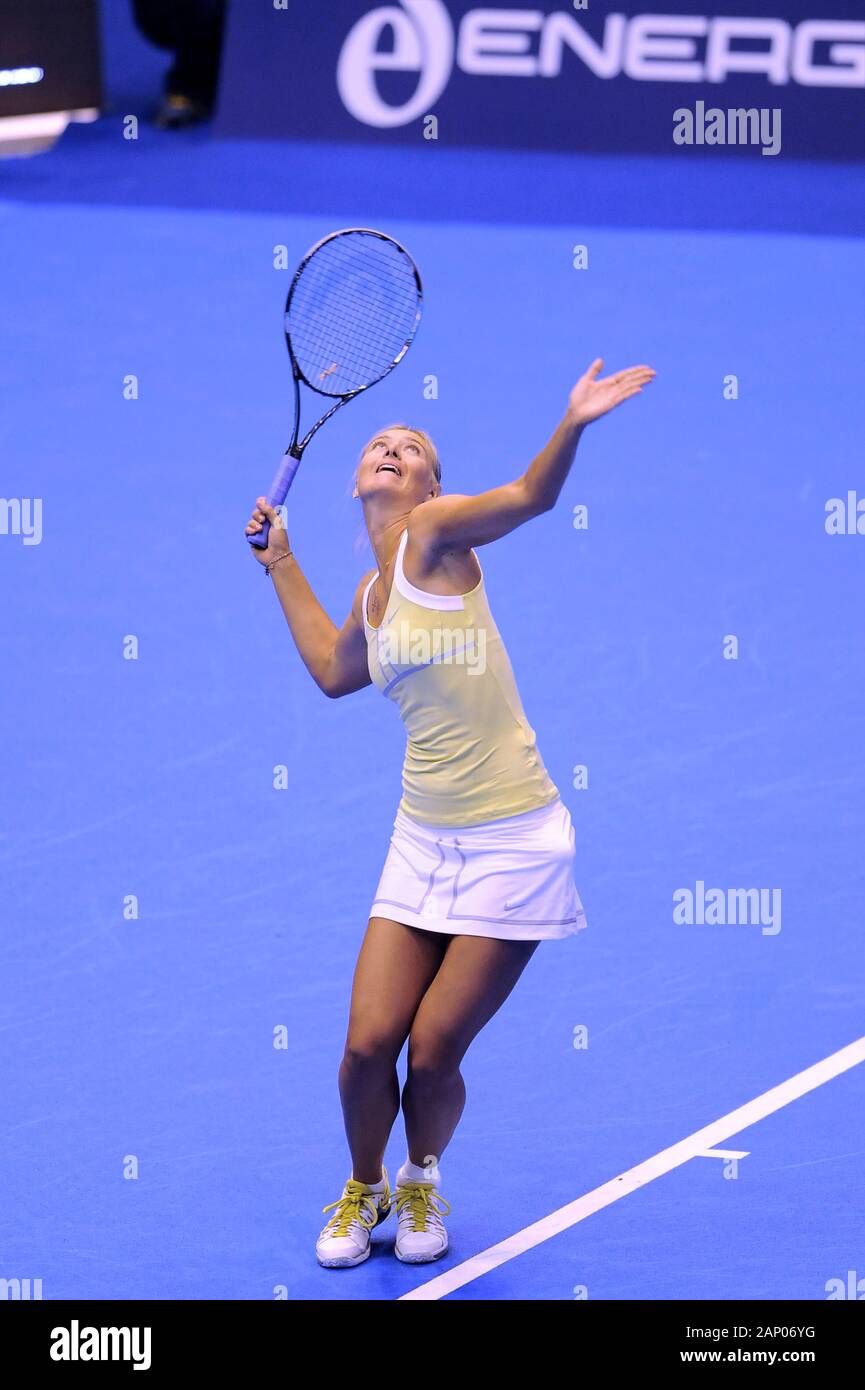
[246,497,372,698]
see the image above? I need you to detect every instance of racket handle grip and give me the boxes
[247,451,302,549]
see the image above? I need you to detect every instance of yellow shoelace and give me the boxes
[394,1182,451,1232]
[321,1180,384,1238]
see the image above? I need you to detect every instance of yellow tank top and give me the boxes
[362,529,559,827]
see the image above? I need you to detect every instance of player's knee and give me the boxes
[342,1031,402,1072]
[406,1029,462,1083]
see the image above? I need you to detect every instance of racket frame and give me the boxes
[247,227,422,550]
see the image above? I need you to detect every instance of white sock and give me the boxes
[365,1176,387,1194]
[397,1157,440,1186]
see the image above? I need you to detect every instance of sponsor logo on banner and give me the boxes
[337,2,865,127]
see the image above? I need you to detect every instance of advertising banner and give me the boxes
[216,0,865,160]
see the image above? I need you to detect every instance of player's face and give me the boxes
[356,429,438,503]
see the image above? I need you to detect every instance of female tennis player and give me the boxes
[246,357,654,1267]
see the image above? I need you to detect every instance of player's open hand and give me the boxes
[245,497,291,564]
[568,359,656,427]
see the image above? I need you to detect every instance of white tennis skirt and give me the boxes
[370,795,587,942]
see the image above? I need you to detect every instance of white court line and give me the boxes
[399,1035,865,1301]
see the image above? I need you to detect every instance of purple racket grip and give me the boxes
[247,452,301,549]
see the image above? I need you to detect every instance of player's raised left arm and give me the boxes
[410,359,655,553]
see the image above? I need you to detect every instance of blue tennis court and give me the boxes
[1,1,863,1303]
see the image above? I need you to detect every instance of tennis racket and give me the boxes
[247,226,423,549]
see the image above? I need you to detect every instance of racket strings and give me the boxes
[287,233,421,396]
